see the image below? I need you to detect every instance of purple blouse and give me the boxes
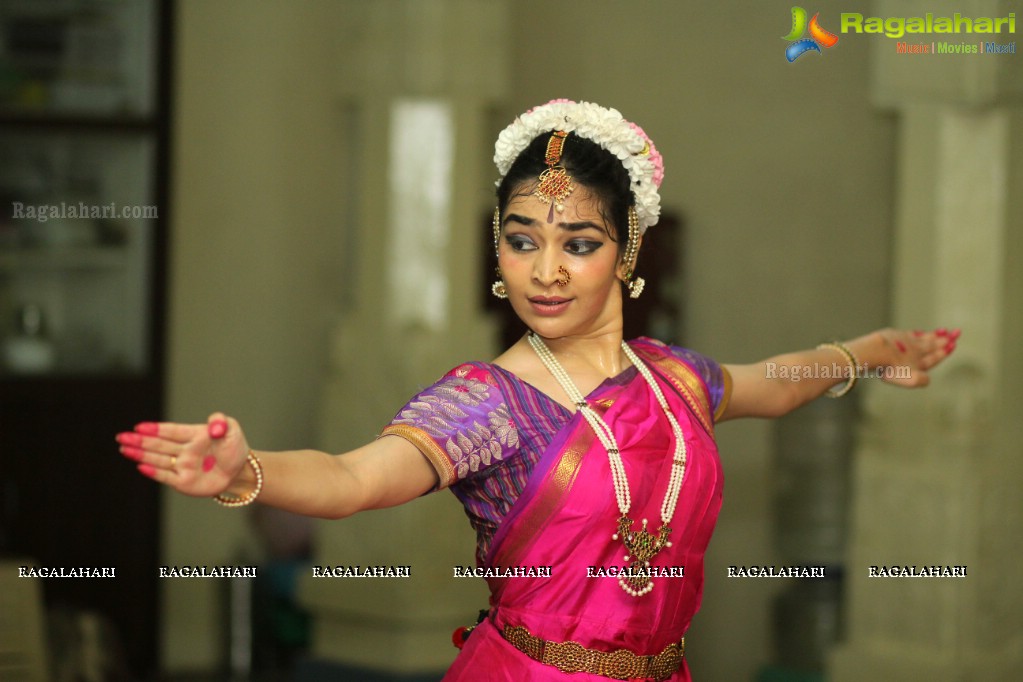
[380,339,730,563]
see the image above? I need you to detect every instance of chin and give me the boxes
[524,316,593,341]
[520,317,567,339]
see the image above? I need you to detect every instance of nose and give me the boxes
[532,247,560,288]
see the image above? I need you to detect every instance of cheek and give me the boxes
[575,260,621,303]
[498,252,530,278]
[577,252,621,282]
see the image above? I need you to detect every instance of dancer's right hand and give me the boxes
[116,412,250,498]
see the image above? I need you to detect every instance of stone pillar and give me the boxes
[830,1,1023,679]
[294,0,507,676]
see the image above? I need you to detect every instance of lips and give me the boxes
[528,296,572,316]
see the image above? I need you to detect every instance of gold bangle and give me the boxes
[214,450,263,507]
[817,342,859,398]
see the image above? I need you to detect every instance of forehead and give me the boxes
[504,183,608,227]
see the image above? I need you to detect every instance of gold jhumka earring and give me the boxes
[491,207,508,299]
[534,131,575,223]
[622,206,645,299]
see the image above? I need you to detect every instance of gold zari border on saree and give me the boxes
[632,346,715,436]
[489,427,592,568]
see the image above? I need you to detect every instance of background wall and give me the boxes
[164,0,349,668]
[165,1,895,679]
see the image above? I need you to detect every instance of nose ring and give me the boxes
[555,266,571,287]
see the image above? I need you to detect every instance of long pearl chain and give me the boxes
[528,333,687,596]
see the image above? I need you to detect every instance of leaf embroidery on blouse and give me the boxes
[436,376,490,406]
[394,372,518,480]
[488,404,519,449]
[447,421,504,478]
[393,376,489,439]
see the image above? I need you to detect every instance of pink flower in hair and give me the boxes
[628,121,664,188]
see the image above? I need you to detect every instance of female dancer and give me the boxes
[117,100,955,680]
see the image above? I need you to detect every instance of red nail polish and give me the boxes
[135,422,159,436]
[117,432,142,446]
[138,464,157,478]
[120,446,143,461]
[950,329,961,340]
[895,340,907,353]
[936,328,948,337]
[202,455,216,473]
[209,420,227,439]
[945,341,957,353]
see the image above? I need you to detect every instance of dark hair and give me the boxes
[496,132,633,244]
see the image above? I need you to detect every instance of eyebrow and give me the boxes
[504,213,605,232]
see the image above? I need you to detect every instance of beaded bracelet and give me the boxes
[817,342,859,398]
[214,450,264,507]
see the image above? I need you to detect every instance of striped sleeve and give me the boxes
[380,363,519,489]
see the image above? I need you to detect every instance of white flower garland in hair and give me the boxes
[494,99,664,233]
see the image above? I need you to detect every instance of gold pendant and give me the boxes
[616,516,672,597]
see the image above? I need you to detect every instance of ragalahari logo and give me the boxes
[783,7,839,61]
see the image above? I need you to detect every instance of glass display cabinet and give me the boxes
[0,0,162,376]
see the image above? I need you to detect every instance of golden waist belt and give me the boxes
[501,624,684,681]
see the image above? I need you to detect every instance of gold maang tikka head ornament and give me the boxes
[534,131,575,222]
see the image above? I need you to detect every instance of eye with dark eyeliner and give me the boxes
[505,234,536,252]
[566,239,604,255]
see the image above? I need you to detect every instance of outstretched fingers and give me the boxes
[135,420,197,443]
[915,327,958,370]
[116,419,210,485]
[116,431,176,455]
[881,327,959,387]
[116,432,181,474]
[116,411,249,498]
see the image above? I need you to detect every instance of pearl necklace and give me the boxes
[528,332,687,596]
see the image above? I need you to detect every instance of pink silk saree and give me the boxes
[442,342,724,681]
